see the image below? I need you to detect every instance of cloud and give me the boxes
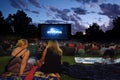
[71,7,87,15]
[31,10,40,14]
[72,20,86,34]
[45,20,65,23]
[24,8,30,11]
[74,0,99,4]
[48,6,70,15]
[72,23,86,34]
[10,0,41,9]
[101,20,113,32]
[25,8,40,14]
[99,3,120,18]
[25,9,40,14]
[9,0,40,15]
[28,0,41,8]
[69,13,81,21]
[9,0,28,9]
[48,6,70,21]
[49,6,60,12]
[48,6,82,22]
[69,13,86,33]
[62,9,71,14]
[55,14,69,21]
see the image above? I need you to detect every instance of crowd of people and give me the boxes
[1,39,120,78]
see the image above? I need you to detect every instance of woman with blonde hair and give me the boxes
[6,39,33,76]
[37,40,63,73]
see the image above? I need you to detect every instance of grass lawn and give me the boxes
[0,56,11,74]
[0,55,81,80]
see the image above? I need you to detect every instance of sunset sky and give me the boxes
[0,0,120,34]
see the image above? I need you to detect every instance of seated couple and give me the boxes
[6,39,63,77]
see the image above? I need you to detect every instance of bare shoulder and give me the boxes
[11,47,19,56]
[24,49,30,53]
[23,49,30,56]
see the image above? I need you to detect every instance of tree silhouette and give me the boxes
[0,11,5,35]
[85,23,104,41]
[4,14,14,34]
[26,24,38,38]
[12,10,32,35]
[112,16,120,39]
[72,31,84,41]
[104,16,120,41]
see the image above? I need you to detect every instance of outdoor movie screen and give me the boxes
[38,24,71,40]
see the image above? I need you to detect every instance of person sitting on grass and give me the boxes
[6,39,33,77]
[37,40,63,74]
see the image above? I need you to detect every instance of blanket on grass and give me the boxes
[0,66,60,80]
[0,72,58,80]
[62,63,120,80]
[75,57,120,64]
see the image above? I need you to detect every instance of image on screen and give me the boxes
[38,24,71,40]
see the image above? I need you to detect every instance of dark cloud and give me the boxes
[24,8,30,11]
[28,0,41,8]
[71,7,87,15]
[55,14,70,21]
[99,3,120,18]
[69,13,81,21]
[72,23,86,34]
[48,6,82,21]
[73,13,82,20]
[9,0,28,9]
[49,6,60,12]
[49,6,70,14]
[24,8,40,14]
[10,0,41,9]
[62,9,71,14]
[69,14,86,34]
[48,6,70,21]
[74,0,99,4]
[45,20,65,24]
[31,10,40,14]
[9,0,40,15]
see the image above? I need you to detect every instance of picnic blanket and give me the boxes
[62,63,120,80]
[0,72,59,80]
[0,66,60,80]
[75,57,120,64]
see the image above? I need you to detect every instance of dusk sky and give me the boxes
[0,0,120,34]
